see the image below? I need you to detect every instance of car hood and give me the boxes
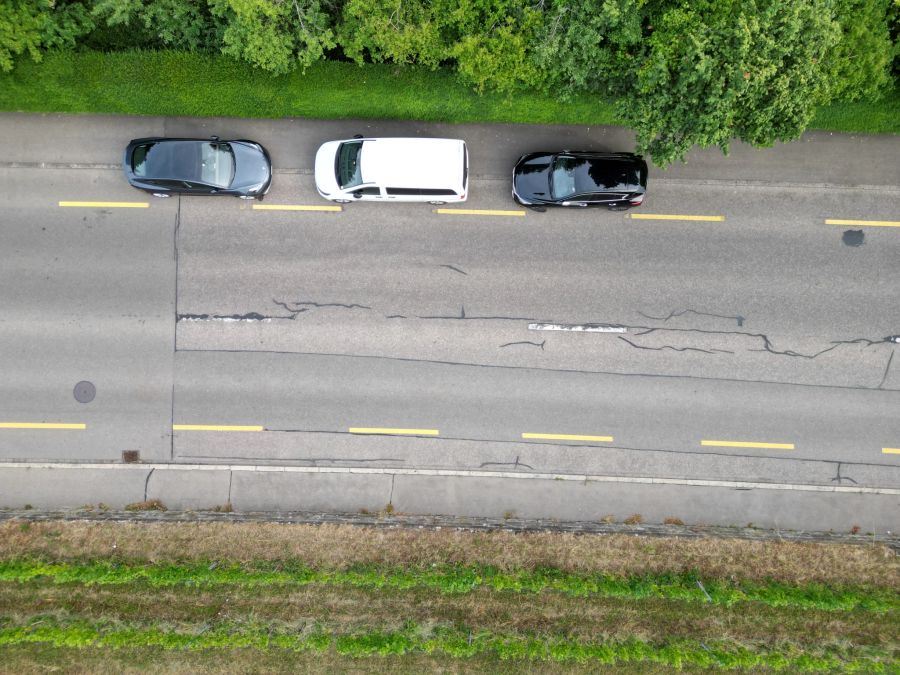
[513,153,553,201]
[314,141,341,196]
[230,142,271,189]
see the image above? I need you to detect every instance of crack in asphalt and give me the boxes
[878,351,895,389]
[275,298,373,313]
[639,308,745,327]
[830,462,858,485]
[500,340,546,350]
[618,336,734,355]
[479,455,535,471]
[438,264,467,276]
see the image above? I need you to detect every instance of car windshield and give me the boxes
[336,141,363,189]
[550,155,636,200]
[131,143,155,177]
[200,142,235,188]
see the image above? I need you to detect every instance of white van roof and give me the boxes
[359,138,466,191]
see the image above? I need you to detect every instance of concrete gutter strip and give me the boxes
[2,462,899,496]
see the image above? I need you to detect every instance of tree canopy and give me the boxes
[0,0,895,165]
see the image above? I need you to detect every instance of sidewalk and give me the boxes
[1,112,898,187]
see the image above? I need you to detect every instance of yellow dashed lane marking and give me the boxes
[825,219,900,228]
[630,213,725,222]
[58,201,148,208]
[702,440,795,450]
[349,427,440,436]
[522,432,614,443]
[252,204,342,212]
[883,447,900,455]
[173,425,263,432]
[0,422,85,430]
[435,208,526,217]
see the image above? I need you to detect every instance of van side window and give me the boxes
[386,188,457,196]
[353,187,381,196]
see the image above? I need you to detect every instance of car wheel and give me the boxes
[428,201,447,206]
[151,193,171,198]
[608,205,629,212]
[334,199,352,204]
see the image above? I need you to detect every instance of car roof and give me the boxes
[139,140,211,181]
[358,138,466,190]
[560,152,644,192]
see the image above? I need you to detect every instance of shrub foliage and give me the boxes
[0,0,895,164]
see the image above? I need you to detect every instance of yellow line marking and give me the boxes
[252,204,343,212]
[59,201,149,208]
[349,427,440,436]
[522,433,614,442]
[435,208,526,217]
[825,219,900,228]
[173,425,263,432]
[0,422,85,430]
[629,213,725,222]
[702,440,794,450]
[883,447,900,455]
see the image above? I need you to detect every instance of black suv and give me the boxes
[512,151,647,211]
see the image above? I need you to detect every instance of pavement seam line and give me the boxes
[0,462,897,495]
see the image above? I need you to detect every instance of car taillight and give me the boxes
[630,194,644,205]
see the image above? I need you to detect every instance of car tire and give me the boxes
[151,193,171,198]
[334,199,352,204]
[528,206,547,213]
[608,205,629,212]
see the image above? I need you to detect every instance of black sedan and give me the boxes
[512,151,647,211]
[123,136,272,199]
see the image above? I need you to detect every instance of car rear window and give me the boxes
[337,141,363,189]
[200,143,235,188]
[131,143,155,177]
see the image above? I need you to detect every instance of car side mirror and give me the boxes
[210,135,220,141]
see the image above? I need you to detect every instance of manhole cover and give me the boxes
[73,381,96,403]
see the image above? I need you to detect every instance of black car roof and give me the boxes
[139,140,207,181]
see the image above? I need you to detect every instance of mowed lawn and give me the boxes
[0,51,897,135]
[0,520,896,672]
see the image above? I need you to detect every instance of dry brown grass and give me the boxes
[0,520,896,587]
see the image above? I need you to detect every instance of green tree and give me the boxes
[91,0,219,50]
[337,0,447,67]
[823,0,894,101]
[620,0,841,166]
[0,0,47,71]
[532,0,645,97]
[209,0,335,74]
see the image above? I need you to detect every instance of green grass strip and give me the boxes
[0,50,897,134]
[0,559,894,612]
[0,617,893,671]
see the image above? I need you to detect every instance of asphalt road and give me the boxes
[0,113,897,531]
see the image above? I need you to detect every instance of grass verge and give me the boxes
[0,558,895,612]
[0,50,896,134]
[0,520,895,671]
[0,616,894,671]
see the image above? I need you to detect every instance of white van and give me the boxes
[314,137,468,204]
